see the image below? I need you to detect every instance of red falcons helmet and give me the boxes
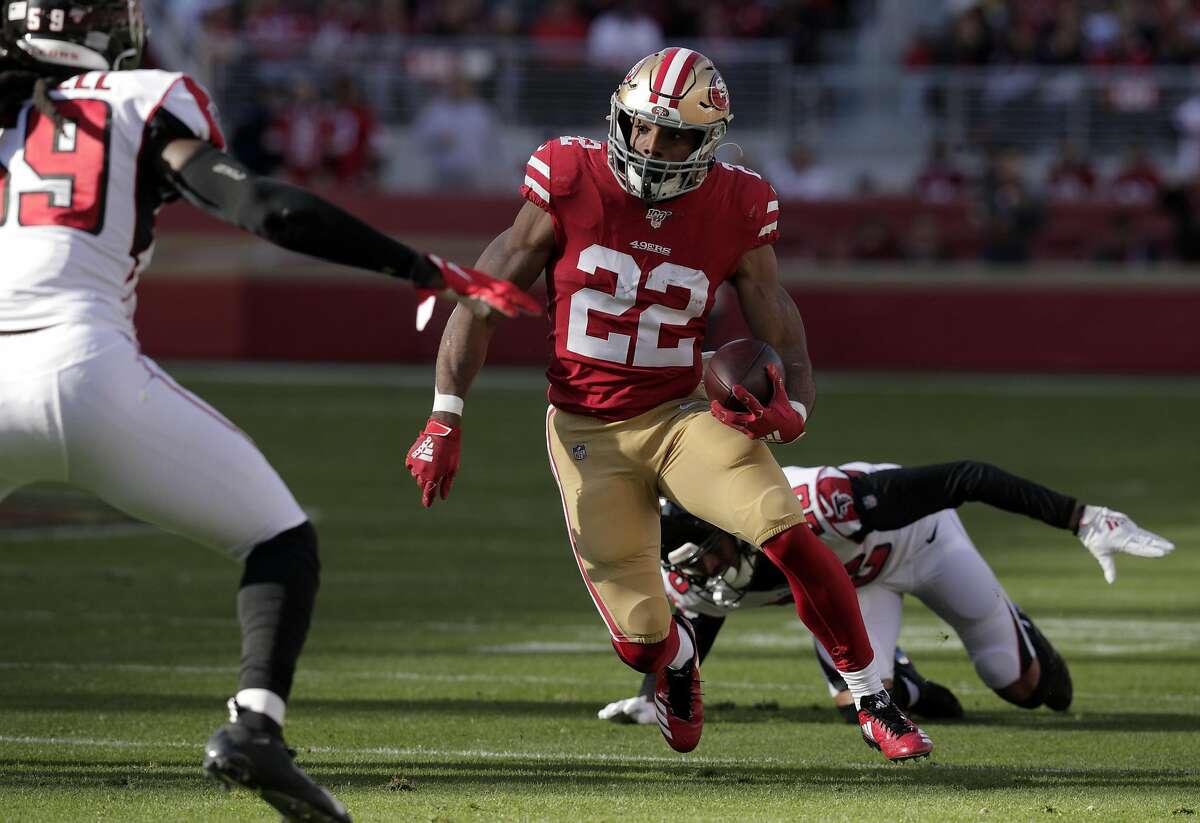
[1,0,145,72]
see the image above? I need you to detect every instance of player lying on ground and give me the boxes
[598,460,1174,725]
[0,4,537,822]
[408,47,932,761]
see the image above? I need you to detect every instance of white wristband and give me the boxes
[433,392,465,416]
[789,400,808,422]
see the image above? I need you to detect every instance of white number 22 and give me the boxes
[566,244,708,368]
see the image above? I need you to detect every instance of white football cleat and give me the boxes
[1078,505,1175,584]
[597,695,656,725]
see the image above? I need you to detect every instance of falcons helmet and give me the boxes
[659,498,757,609]
[1,0,146,72]
[607,47,732,203]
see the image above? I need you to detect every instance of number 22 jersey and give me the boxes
[521,136,780,421]
[0,70,224,334]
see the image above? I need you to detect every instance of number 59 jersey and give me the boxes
[521,137,780,421]
[0,69,224,334]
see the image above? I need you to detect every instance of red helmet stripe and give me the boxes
[650,47,680,100]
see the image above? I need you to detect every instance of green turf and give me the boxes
[1,368,1197,822]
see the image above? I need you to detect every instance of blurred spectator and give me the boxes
[904,213,953,263]
[326,76,380,185]
[1173,89,1200,179]
[268,76,329,187]
[765,143,842,200]
[1110,145,1164,205]
[530,0,589,44]
[228,82,283,176]
[1092,213,1160,264]
[587,1,664,68]
[935,6,994,65]
[1161,178,1200,261]
[244,0,314,59]
[1045,140,1096,203]
[846,217,902,261]
[913,140,969,203]
[413,74,497,190]
[980,145,1043,264]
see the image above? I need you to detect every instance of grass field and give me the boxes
[1,366,1197,822]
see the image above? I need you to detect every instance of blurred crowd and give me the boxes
[907,0,1200,67]
[191,0,856,65]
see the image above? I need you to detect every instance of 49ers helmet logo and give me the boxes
[708,72,729,111]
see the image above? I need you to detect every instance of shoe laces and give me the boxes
[863,693,916,739]
[666,662,698,720]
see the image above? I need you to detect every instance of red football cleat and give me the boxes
[858,691,933,762]
[653,616,703,753]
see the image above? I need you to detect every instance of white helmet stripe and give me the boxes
[657,47,696,104]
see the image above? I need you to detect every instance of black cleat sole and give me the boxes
[204,755,351,823]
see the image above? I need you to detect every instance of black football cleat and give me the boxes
[204,700,351,823]
[893,648,964,720]
[1015,607,1073,711]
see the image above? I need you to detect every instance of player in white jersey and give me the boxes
[598,460,1174,725]
[0,3,539,821]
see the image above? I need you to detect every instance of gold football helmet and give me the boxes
[607,47,732,203]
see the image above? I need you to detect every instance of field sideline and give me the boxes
[1,366,1197,822]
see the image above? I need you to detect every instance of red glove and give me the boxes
[405,418,462,507]
[710,363,807,443]
[416,254,542,329]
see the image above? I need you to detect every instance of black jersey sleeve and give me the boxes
[156,134,437,284]
[850,461,1081,534]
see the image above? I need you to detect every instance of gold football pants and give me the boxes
[545,395,805,644]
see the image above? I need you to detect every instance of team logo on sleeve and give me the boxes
[645,207,672,229]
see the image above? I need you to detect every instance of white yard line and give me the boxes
[163,362,1200,397]
[1,659,1196,704]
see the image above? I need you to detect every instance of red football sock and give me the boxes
[761,523,874,672]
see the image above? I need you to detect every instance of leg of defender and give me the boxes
[911,512,1070,711]
[54,339,348,821]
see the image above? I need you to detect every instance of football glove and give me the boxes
[710,363,807,443]
[1077,505,1174,584]
[405,418,462,507]
[597,695,656,725]
[415,254,542,330]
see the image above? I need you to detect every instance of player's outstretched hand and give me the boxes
[416,254,542,330]
[405,418,462,507]
[709,364,807,443]
[1077,506,1175,584]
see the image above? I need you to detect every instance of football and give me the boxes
[703,338,784,412]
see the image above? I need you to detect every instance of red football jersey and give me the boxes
[521,136,779,420]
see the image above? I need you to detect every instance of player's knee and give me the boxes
[995,658,1043,708]
[241,521,320,588]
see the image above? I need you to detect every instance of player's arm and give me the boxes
[712,244,812,442]
[159,135,539,319]
[405,201,556,507]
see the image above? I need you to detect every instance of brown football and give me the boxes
[703,338,784,412]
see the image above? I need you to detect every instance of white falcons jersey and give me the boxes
[0,69,224,333]
[784,462,937,588]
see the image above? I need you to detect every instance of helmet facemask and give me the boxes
[606,48,732,204]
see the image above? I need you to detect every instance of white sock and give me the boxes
[667,623,695,670]
[839,661,886,709]
[235,688,287,727]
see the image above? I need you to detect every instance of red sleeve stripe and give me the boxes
[180,75,225,149]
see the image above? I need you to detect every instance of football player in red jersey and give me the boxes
[0,3,537,821]
[408,48,931,760]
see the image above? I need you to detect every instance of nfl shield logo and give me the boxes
[645,208,672,229]
[572,443,588,461]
